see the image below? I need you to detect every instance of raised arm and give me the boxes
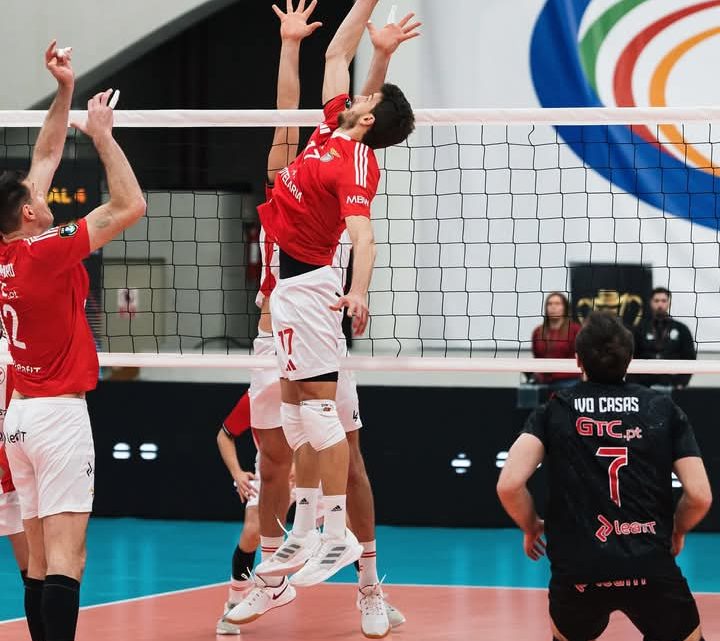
[25,41,75,196]
[71,90,146,252]
[323,0,381,104]
[267,0,322,184]
[361,13,421,96]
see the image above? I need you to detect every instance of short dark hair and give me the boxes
[651,287,671,298]
[0,171,29,235]
[575,311,634,384]
[362,83,415,150]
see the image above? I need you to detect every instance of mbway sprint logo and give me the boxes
[531,0,720,229]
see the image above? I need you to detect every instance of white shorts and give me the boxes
[270,266,345,381]
[250,334,282,429]
[0,491,23,536]
[250,336,362,433]
[4,398,95,520]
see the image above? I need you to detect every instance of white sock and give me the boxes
[323,495,347,539]
[259,536,285,587]
[228,578,251,604]
[292,487,320,537]
[358,540,379,586]
[260,536,284,563]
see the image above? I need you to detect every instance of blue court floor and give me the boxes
[1,518,719,621]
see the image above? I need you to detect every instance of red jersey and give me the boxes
[0,219,99,396]
[259,94,380,265]
[0,362,14,493]
[531,321,582,383]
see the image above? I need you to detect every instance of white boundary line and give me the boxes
[1,579,717,624]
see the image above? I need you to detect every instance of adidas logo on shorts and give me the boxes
[298,498,310,506]
[331,505,343,512]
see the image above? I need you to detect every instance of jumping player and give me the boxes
[0,44,146,641]
[222,3,415,636]
[498,311,712,641]
[255,0,416,590]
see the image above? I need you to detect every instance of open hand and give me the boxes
[45,39,75,87]
[330,291,369,336]
[367,12,422,56]
[273,0,323,42]
[71,89,115,140]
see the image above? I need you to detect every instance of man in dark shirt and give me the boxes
[632,287,696,389]
[497,311,712,641]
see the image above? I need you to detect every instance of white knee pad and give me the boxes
[300,400,346,451]
[281,403,308,451]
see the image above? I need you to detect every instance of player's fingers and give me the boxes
[536,537,547,549]
[286,0,292,14]
[99,88,113,106]
[297,0,307,13]
[70,121,87,135]
[303,0,317,17]
[403,21,423,34]
[45,39,57,62]
[329,297,346,312]
[308,21,323,33]
[366,20,377,36]
[272,4,284,19]
[398,12,415,27]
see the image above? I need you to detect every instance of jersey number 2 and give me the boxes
[597,447,628,507]
[1,304,26,350]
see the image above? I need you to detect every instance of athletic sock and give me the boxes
[259,536,285,587]
[23,576,45,641]
[42,574,80,641]
[292,488,319,537]
[228,545,256,603]
[358,540,379,586]
[323,495,347,539]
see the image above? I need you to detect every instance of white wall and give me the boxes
[354,0,546,108]
[0,0,235,108]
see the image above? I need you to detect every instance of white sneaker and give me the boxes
[358,584,391,639]
[216,602,241,635]
[384,599,406,628]
[355,588,406,628]
[254,530,321,577]
[290,528,363,587]
[223,576,296,625]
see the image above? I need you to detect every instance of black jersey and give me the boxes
[523,381,701,582]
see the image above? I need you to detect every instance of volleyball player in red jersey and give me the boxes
[255,0,416,590]
[0,44,146,641]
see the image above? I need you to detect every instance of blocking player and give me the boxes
[222,3,414,636]
[497,311,712,641]
[255,0,416,590]
[0,44,146,641]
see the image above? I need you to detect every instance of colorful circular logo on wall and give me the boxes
[531,0,720,229]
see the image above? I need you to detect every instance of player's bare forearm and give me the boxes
[278,40,301,110]
[28,84,74,194]
[348,234,376,297]
[498,486,541,533]
[323,0,380,102]
[361,51,391,96]
[674,493,712,534]
[217,429,245,480]
[268,40,302,182]
[94,134,144,212]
